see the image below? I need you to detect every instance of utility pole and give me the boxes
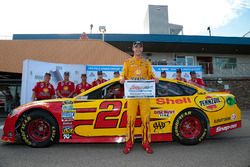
[90,24,93,34]
[207,26,211,36]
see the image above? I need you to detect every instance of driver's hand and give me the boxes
[120,78,125,84]
[154,78,159,84]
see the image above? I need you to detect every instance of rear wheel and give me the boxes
[20,111,58,147]
[173,110,208,145]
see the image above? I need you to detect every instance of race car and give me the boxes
[1,78,241,147]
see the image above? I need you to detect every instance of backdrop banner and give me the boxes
[21,59,86,104]
[86,65,123,84]
[21,61,202,105]
[86,65,202,82]
[153,65,202,80]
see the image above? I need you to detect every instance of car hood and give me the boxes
[11,98,71,116]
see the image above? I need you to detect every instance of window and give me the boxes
[176,56,194,66]
[176,56,185,65]
[156,81,197,97]
[84,81,197,99]
[84,82,124,100]
[215,57,237,69]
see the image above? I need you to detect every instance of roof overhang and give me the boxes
[13,34,250,55]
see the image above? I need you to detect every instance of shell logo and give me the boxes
[63,86,69,91]
[135,69,141,75]
[43,88,49,93]
[195,95,225,112]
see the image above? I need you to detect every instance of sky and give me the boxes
[0,0,250,37]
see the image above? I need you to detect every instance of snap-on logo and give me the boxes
[216,123,238,133]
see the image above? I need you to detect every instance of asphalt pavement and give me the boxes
[0,112,250,167]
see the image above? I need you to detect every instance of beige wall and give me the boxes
[0,39,130,73]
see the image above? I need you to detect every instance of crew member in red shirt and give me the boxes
[56,72,75,98]
[32,73,55,101]
[92,71,107,87]
[160,71,167,78]
[75,74,92,96]
[113,71,120,78]
[188,71,206,88]
[175,68,187,82]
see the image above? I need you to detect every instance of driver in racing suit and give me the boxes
[120,41,158,154]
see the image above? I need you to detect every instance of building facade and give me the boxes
[144,5,183,35]
[10,33,250,110]
[0,33,250,111]
[0,39,130,114]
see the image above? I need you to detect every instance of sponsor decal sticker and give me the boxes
[216,123,238,133]
[154,110,175,117]
[62,121,73,126]
[231,114,236,121]
[156,97,191,105]
[62,100,76,122]
[62,104,74,111]
[62,112,75,118]
[214,117,231,123]
[62,125,74,139]
[153,121,170,132]
[226,96,236,106]
[195,95,225,111]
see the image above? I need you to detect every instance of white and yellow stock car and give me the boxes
[2,78,241,147]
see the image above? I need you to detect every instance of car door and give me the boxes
[72,81,128,138]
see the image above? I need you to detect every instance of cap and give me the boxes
[133,41,143,47]
[114,71,120,74]
[161,71,166,74]
[44,72,51,77]
[190,70,196,75]
[81,74,87,77]
[176,68,182,73]
[64,72,70,76]
[97,71,103,75]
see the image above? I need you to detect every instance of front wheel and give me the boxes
[173,110,208,145]
[20,111,58,147]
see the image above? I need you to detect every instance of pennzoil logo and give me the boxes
[195,95,225,111]
[200,96,221,110]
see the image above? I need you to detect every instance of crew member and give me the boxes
[105,84,124,99]
[32,73,55,101]
[113,71,120,78]
[92,71,107,87]
[56,72,75,98]
[120,41,158,154]
[160,71,167,78]
[188,71,205,88]
[175,68,187,82]
[75,74,92,95]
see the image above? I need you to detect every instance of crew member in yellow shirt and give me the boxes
[120,41,158,154]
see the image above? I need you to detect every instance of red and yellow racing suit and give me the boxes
[121,56,155,144]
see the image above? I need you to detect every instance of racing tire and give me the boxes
[173,110,208,145]
[20,111,58,147]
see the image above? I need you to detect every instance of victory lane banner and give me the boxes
[153,65,202,80]
[124,80,156,98]
[86,65,123,83]
[21,59,86,104]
